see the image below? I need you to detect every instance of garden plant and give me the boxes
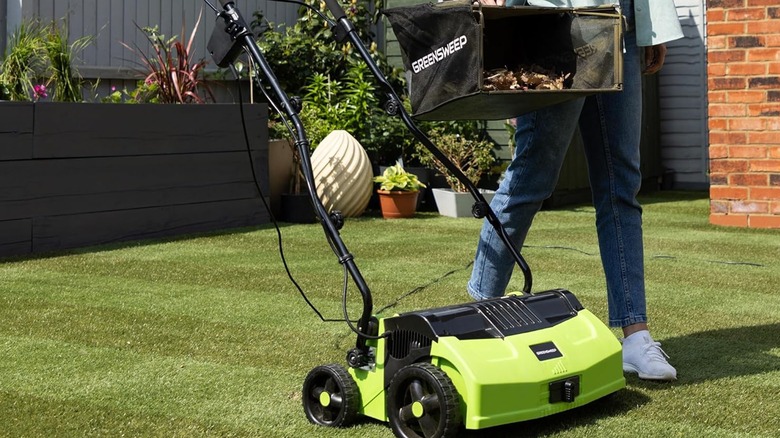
[0,18,91,102]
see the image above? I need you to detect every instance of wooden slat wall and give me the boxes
[0,102,33,160]
[0,102,270,258]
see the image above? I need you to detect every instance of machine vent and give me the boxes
[388,329,433,359]
[475,296,543,331]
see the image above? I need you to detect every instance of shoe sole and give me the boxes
[623,363,677,381]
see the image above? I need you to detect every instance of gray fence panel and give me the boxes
[1,0,7,55]
[19,0,300,72]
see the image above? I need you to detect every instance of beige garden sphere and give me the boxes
[310,130,373,217]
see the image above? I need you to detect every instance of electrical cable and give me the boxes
[229,62,343,323]
[341,264,389,339]
[225,0,528,339]
[650,254,764,267]
[242,51,297,140]
[236,49,387,337]
[375,262,474,316]
[522,244,598,256]
[524,245,764,267]
[240,52,350,271]
[232,55,412,339]
[203,0,219,14]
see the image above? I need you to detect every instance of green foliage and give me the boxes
[505,118,517,155]
[252,0,398,98]
[252,0,416,162]
[101,82,163,104]
[119,12,214,104]
[0,18,90,102]
[43,22,92,102]
[362,97,421,166]
[373,163,426,192]
[414,126,498,192]
[299,61,379,147]
[0,21,45,100]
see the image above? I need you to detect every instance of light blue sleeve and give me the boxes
[521,0,684,47]
[634,0,684,46]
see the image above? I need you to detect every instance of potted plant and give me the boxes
[373,164,426,218]
[414,127,498,218]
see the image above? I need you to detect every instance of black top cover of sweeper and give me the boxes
[384,289,584,343]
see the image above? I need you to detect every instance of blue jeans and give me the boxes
[468,2,647,327]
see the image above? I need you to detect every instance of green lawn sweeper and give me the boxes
[208,1,626,436]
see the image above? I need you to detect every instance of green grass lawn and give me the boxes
[1,191,778,437]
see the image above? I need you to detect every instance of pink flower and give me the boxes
[33,84,48,100]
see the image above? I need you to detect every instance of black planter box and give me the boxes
[0,102,270,258]
[384,1,623,120]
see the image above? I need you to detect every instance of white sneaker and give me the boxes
[622,330,677,381]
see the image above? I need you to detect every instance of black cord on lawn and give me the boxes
[332,261,474,344]
[231,56,392,340]
[651,254,764,267]
[374,261,474,316]
[230,63,342,323]
[523,244,598,256]
[527,244,764,267]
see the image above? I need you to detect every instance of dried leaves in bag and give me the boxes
[483,65,571,91]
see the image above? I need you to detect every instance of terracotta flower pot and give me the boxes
[377,190,419,219]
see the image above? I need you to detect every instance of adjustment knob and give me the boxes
[290,96,303,113]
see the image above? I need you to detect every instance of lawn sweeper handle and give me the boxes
[210,0,534,366]
[212,0,375,365]
[321,0,533,292]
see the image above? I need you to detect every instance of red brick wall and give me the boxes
[707,0,780,228]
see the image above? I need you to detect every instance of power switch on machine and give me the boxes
[549,376,580,403]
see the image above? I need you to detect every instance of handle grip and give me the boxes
[323,0,347,21]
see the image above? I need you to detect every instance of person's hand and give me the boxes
[643,44,667,75]
[478,0,506,5]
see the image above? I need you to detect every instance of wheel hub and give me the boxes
[411,401,425,418]
[319,391,331,407]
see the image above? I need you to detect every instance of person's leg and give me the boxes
[579,1,676,379]
[468,98,584,300]
[579,53,646,331]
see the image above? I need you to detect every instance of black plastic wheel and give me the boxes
[387,362,461,438]
[302,363,360,427]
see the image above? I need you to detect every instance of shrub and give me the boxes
[118,11,214,104]
[252,0,414,163]
[0,18,91,102]
[414,126,497,192]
